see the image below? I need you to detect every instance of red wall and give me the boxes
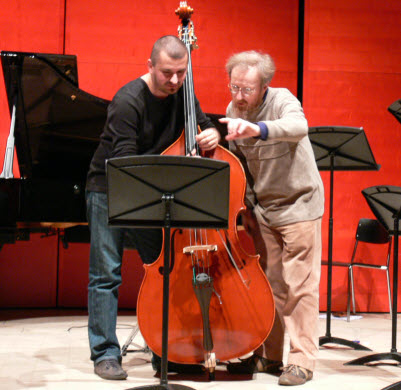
[0,0,299,308]
[304,0,401,312]
[0,0,400,312]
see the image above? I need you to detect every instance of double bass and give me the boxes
[136,2,275,377]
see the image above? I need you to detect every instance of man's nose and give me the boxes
[234,90,245,100]
[170,73,179,84]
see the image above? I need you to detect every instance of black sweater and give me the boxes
[86,78,214,192]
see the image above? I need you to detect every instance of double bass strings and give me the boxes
[180,22,213,281]
[182,24,199,156]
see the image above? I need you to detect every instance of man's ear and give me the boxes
[262,82,269,94]
[147,58,153,73]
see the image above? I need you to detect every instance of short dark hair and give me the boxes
[150,35,188,65]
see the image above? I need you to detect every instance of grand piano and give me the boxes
[0,51,226,246]
[0,51,110,245]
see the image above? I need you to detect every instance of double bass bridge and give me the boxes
[183,244,217,254]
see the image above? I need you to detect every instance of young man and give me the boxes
[86,35,220,380]
[220,51,324,386]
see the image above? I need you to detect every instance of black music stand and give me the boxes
[374,99,401,390]
[344,186,401,368]
[106,155,230,390]
[309,126,380,350]
[388,98,401,125]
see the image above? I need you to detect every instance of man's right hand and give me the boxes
[219,117,261,141]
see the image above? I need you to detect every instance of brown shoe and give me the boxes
[94,359,128,380]
[227,354,283,374]
[278,364,313,386]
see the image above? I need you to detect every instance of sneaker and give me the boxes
[151,353,204,374]
[227,354,283,374]
[94,358,128,380]
[278,364,313,386]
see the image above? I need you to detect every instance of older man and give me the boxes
[220,50,324,386]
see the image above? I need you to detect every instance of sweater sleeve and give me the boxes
[260,89,308,142]
[107,92,141,158]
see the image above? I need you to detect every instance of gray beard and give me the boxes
[232,103,258,121]
[232,107,249,120]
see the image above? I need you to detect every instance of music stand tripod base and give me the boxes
[128,384,197,390]
[382,380,401,390]
[121,325,149,356]
[319,335,371,351]
[344,352,401,366]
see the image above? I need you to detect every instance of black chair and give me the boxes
[321,218,392,322]
[321,260,354,322]
[347,218,393,319]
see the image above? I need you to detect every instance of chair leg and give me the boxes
[350,265,356,316]
[348,241,358,319]
[347,265,352,322]
[386,269,393,318]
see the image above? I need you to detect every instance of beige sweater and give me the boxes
[227,87,324,227]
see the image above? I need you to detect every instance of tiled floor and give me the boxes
[0,309,400,389]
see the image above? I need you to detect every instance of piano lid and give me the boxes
[1,51,110,181]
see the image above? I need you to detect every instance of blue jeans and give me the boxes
[86,191,162,364]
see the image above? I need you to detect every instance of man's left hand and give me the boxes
[196,128,221,151]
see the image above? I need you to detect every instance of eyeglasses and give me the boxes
[228,83,256,96]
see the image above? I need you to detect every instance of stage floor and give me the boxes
[0,310,400,389]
